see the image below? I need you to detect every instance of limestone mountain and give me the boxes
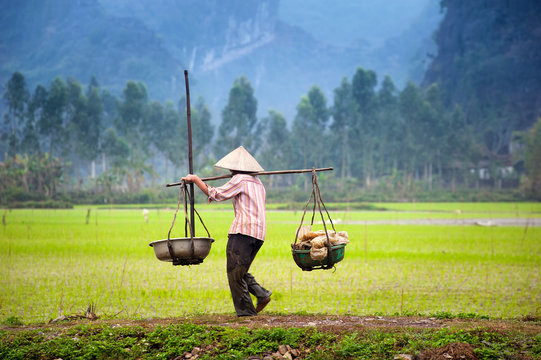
[423,0,541,155]
[0,0,438,121]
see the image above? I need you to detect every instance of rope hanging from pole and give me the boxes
[166,180,211,266]
[293,168,338,271]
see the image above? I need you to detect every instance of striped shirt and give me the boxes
[207,174,267,241]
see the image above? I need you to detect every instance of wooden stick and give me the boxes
[166,167,334,187]
[184,70,195,235]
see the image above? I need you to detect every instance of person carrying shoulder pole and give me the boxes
[181,146,272,316]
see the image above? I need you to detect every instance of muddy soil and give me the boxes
[9,314,540,335]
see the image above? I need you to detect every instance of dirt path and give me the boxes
[10,315,540,335]
[150,314,541,334]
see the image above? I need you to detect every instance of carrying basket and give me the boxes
[149,181,213,266]
[292,244,346,271]
[150,70,214,266]
[291,168,347,271]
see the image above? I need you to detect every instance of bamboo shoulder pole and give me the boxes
[166,167,333,187]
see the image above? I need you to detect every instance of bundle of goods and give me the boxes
[292,225,349,261]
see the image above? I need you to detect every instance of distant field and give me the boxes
[98,201,541,218]
[372,202,541,214]
[0,203,540,323]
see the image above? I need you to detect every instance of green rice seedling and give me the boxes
[0,205,539,322]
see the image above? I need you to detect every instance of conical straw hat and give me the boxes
[214,146,264,172]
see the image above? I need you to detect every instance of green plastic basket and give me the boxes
[292,244,346,271]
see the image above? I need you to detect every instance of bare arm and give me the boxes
[181,174,209,196]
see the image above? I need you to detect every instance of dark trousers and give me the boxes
[226,233,271,316]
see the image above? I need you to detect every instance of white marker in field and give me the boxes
[142,209,149,223]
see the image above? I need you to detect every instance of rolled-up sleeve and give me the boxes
[207,174,267,241]
[208,176,244,203]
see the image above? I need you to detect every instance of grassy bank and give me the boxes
[1,318,540,359]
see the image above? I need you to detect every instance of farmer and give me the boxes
[181,146,272,316]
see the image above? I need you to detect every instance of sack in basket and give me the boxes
[292,225,350,260]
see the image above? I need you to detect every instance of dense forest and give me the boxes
[2,67,540,205]
[1,1,541,205]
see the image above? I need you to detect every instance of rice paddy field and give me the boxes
[1,202,540,323]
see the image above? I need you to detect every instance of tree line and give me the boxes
[1,69,539,202]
